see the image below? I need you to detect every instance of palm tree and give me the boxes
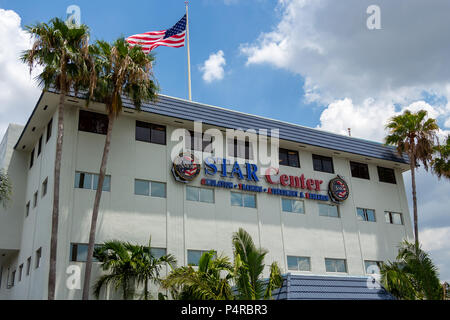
[232,228,282,300]
[93,240,138,300]
[82,38,159,300]
[162,228,283,300]
[0,169,12,208]
[134,239,176,300]
[162,251,235,300]
[21,18,91,300]
[381,240,443,300]
[385,110,438,245]
[431,135,450,179]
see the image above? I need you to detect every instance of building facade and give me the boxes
[0,90,413,299]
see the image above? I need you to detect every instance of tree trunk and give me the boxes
[82,112,115,300]
[47,89,66,300]
[410,154,419,246]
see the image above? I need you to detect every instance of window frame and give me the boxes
[30,148,35,169]
[318,203,340,218]
[70,243,100,262]
[46,118,52,143]
[185,130,213,152]
[356,207,376,222]
[187,249,212,266]
[230,191,257,208]
[186,186,215,203]
[74,172,111,192]
[287,255,311,272]
[325,258,348,273]
[134,179,167,198]
[312,154,334,173]
[135,121,167,145]
[281,198,305,214]
[35,248,42,269]
[42,178,48,198]
[279,148,300,168]
[227,138,254,160]
[364,260,383,274]
[385,211,403,225]
[350,161,370,180]
[78,110,109,135]
[377,166,397,184]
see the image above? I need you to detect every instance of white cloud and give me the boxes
[199,50,226,83]
[241,0,450,141]
[241,0,450,281]
[0,9,41,138]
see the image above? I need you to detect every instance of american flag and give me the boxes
[126,15,186,54]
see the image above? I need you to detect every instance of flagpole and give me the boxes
[185,1,192,101]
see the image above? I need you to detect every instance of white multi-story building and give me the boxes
[0,90,413,299]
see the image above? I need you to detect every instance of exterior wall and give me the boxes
[0,102,414,300]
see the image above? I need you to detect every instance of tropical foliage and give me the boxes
[83,38,159,299]
[93,239,175,300]
[431,135,450,180]
[21,18,91,300]
[0,169,12,208]
[381,240,443,300]
[162,228,283,300]
[385,109,439,245]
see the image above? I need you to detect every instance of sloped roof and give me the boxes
[272,274,395,300]
[42,89,408,164]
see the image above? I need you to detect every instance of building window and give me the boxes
[35,248,42,269]
[227,138,253,160]
[377,166,396,184]
[135,121,166,145]
[30,148,35,169]
[187,250,211,266]
[350,161,370,179]
[279,148,300,167]
[385,211,403,225]
[78,110,108,135]
[46,118,52,142]
[134,179,166,198]
[150,248,167,259]
[26,257,31,276]
[325,258,347,273]
[282,198,305,214]
[37,135,43,156]
[357,208,376,222]
[186,186,214,203]
[231,192,256,208]
[312,154,334,173]
[10,270,16,287]
[42,178,48,198]
[25,202,30,217]
[364,260,383,274]
[75,172,111,192]
[33,191,38,208]
[70,243,100,262]
[287,256,311,271]
[318,203,339,218]
[18,264,23,282]
[185,130,213,152]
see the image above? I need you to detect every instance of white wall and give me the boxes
[0,102,414,300]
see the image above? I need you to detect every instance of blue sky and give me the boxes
[0,0,317,125]
[0,0,449,281]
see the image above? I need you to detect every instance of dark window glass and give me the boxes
[70,243,100,262]
[377,166,396,184]
[228,138,253,160]
[78,110,108,135]
[46,118,52,142]
[350,161,370,179]
[25,202,30,217]
[18,264,23,282]
[26,257,31,275]
[185,131,213,152]
[37,136,42,156]
[312,154,334,173]
[136,121,166,145]
[30,148,35,169]
[35,248,42,268]
[279,148,300,167]
[357,208,376,222]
